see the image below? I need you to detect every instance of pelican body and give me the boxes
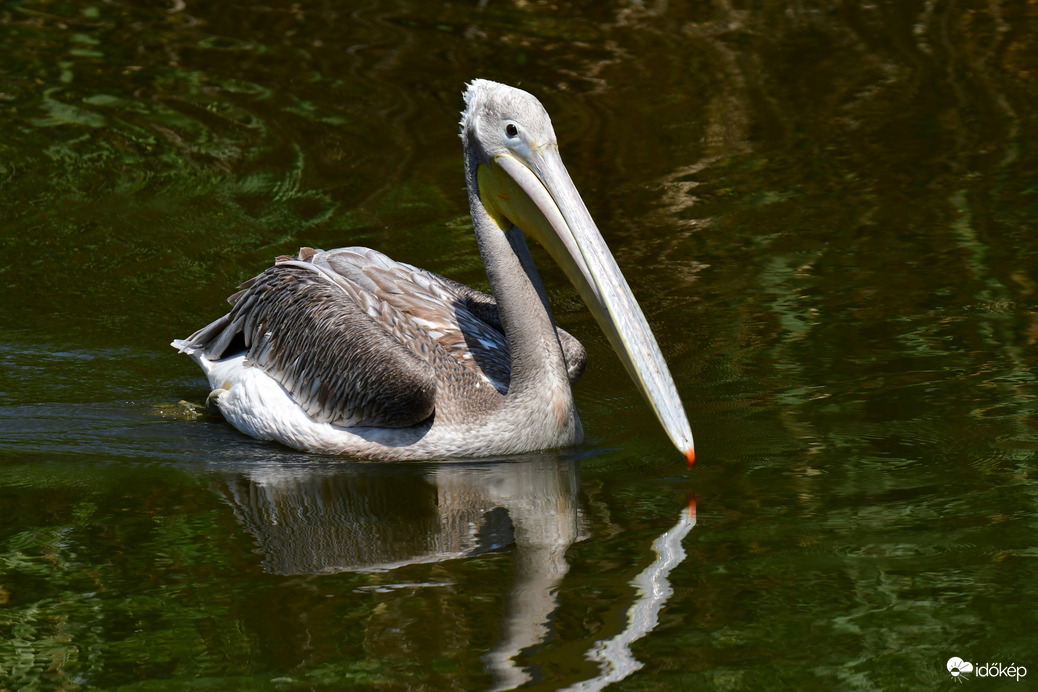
[173,80,694,462]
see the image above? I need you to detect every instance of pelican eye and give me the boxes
[505,123,519,138]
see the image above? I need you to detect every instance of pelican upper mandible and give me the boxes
[173,80,695,463]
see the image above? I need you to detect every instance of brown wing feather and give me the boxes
[184,259,437,428]
[315,247,585,386]
[316,247,515,393]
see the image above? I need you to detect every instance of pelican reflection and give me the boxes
[218,456,693,690]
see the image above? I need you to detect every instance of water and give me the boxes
[2,0,1036,689]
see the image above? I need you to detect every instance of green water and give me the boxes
[2,0,1036,689]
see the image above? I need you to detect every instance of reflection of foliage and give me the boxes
[0,472,245,690]
[626,1,1038,448]
[0,465,419,690]
[0,0,462,347]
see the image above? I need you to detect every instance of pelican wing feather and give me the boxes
[314,247,585,388]
[185,254,438,428]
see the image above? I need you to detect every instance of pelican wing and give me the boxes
[315,247,514,394]
[315,247,585,387]
[184,253,438,428]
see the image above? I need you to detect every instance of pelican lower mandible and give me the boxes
[173,79,695,463]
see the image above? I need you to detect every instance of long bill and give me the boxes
[477,147,695,465]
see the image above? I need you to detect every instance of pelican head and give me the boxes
[460,80,558,173]
[460,80,695,464]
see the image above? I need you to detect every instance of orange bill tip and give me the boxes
[686,448,696,468]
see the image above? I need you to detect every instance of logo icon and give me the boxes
[948,657,973,682]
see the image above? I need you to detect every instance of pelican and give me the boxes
[173,80,694,463]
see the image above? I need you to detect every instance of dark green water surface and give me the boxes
[2,0,1037,689]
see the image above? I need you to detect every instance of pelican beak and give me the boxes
[477,146,695,464]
